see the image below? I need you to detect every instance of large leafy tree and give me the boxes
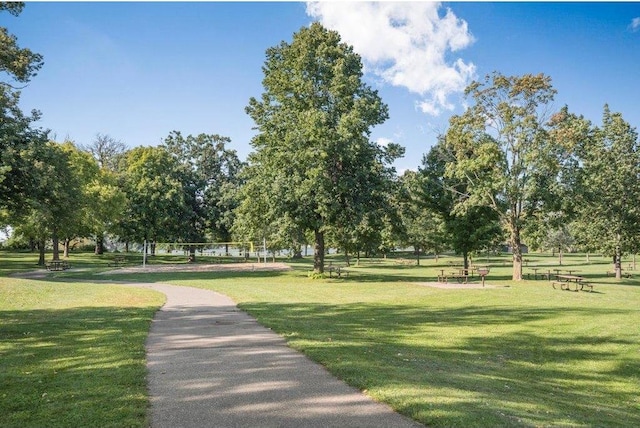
[444,72,559,280]
[242,23,399,273]
[81,134,127,254]
[569,106,640,279]
[398,171,449,264]
[11,141,85,264]
[415,142,502,269]
[116,146,187,250]
[162,131,243,259]
[0,2,48,217]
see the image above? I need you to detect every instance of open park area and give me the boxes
[1,250,639,427]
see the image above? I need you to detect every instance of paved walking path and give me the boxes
[123,282,423,428]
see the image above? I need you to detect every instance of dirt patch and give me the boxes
[99,262,291,275]
[415,281,497,289]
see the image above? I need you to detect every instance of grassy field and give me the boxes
[0,253,165,428]
[1,250,639,427]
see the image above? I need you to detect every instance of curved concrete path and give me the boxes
[123,282,424,428]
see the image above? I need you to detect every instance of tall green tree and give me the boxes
[570,106,640,279]
[162,131,243,259]
[1,2,48,216]
[80,134,127,254]
[242,23,400,273]
[444,72,559,280]
[415,142,502,269]
[11,141,85,263]
[398,171,448,264]
[116,146,187,251]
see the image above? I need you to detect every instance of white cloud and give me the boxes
[376,137,393,147]
[630,17,640,32]
[306,1,476,116]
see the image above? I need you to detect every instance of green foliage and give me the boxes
[569,105,640,273]
[116,146,187,244]
[241,22,400,272]
[0,3,48,216]
[162,131,243,245]
[444,72,560,279]
[412,142,502,267]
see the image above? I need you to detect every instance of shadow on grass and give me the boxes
[0,306,156,428]
[237,301,639,427]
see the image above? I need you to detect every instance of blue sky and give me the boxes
[6,1,640,172]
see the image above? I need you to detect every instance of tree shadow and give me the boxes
[236,301,640,427]
[1,306,156,426]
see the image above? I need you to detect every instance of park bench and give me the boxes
[606,270,632,278]
[580,281,594,292]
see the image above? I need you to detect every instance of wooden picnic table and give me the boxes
[552,274,592,292]
[450,268,470,283]
[45,260,69,271]
[528,267,542,280]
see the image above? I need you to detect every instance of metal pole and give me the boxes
[143,240,147,267]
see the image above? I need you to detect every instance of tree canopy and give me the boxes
[241,22,401,273]
[0,2,48,216]
[444,72,559,280]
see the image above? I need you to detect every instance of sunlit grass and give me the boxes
[2,250,639,427]
[0,275,164,428]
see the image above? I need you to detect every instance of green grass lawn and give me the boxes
[0,260,165,428]
[2,250,639,427]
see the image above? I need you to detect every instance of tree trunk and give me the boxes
[344,249,350,267]
[188,245,196,263]
[125,241,129,252]
[510,223,523,281]
[225,243,230,256]
[313,229,325,273]
[614,247,622,280]
[52,232,60,261]
[558,246,563,265]
[37,240,45,265]
[463,250,469,273]
[95,233,105,255]
[151,241,156,256]
[64,238,70,258]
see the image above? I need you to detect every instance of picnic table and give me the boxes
[45,260,70,271]
[528,267,543,280]
[552,274,593,292]
[449,268,470,284]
